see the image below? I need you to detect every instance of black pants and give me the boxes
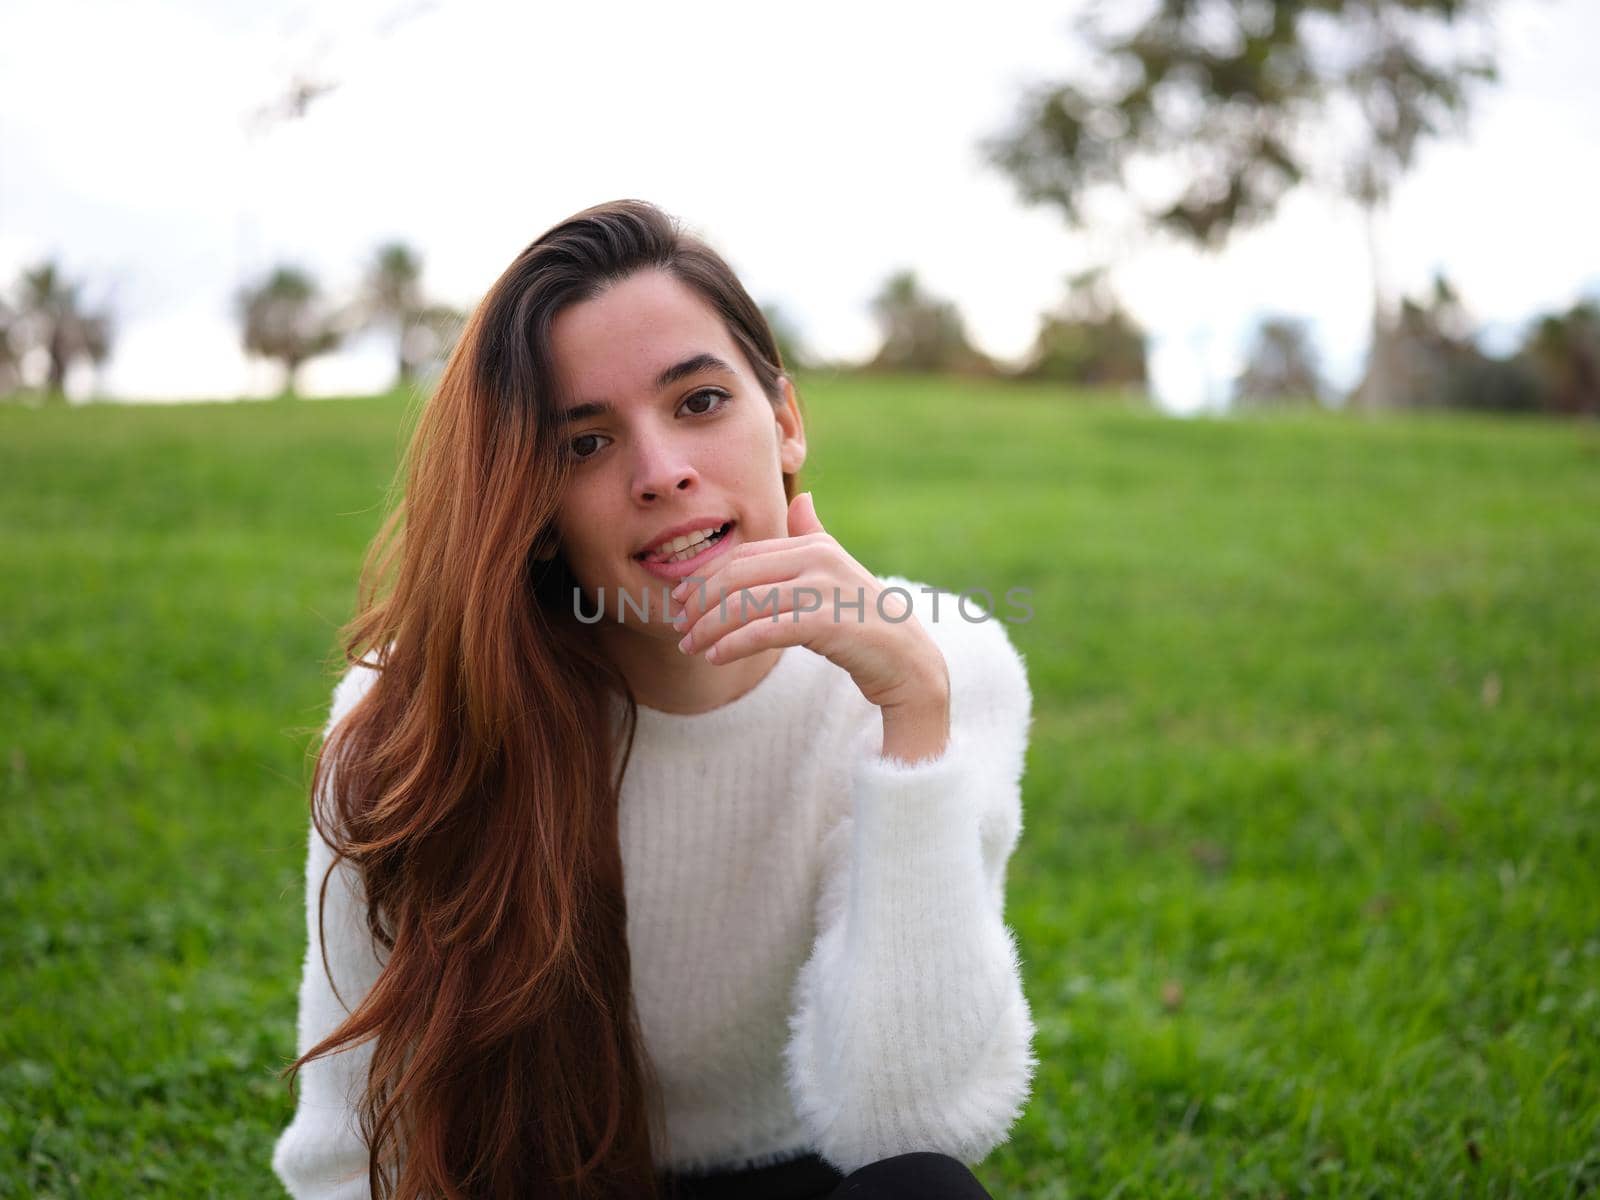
[658,1150,994,1200]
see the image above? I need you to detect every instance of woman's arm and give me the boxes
[272,660,386,1200]
[782,599,1037,1174]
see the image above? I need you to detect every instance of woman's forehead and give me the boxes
[550,274,743,398]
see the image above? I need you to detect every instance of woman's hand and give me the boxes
[670,493,950,722]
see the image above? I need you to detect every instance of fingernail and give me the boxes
[677,634,692,654]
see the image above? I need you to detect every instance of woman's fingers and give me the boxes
[672,537,835,627]
[690,594,819,664]
[678,580,813,656]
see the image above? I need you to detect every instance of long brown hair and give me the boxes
[284,199,802,1198]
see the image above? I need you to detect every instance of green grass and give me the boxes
[3,378,1597,1198]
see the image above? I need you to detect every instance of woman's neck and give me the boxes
[599,623,787,715]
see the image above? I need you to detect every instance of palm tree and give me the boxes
[236,265,343,397]
[359,241,426,385]
[15,261,115,402]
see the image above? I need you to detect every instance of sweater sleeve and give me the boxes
[782,592,1038,1174]
[271,656,387,1200]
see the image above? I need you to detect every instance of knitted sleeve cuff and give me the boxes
[783,703,1036,1174]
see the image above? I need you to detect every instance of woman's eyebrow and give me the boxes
[559,352,736,426]
[655,351,736,391]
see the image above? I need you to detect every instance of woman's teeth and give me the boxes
[648,524,727,564]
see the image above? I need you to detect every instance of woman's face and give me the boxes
[546,268,806,638]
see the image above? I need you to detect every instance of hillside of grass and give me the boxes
[2,378,1597,1198]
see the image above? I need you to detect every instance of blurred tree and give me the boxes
[79,310,113,396]
[1354,274,1541,412]
[13,261,115,402]
[0,298,20,396]
[358,241,443,386]
[760,300,813,373]
[402,302,469,385]
[1518,299,1600,417]
[1233,315,1324,409]
[236,265,343,397]
[866,269,994,375]
[981,0,1500,411]
[1018,268,1147,390]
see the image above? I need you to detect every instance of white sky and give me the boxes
[2,0,1597,414]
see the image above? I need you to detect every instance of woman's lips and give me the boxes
[635,522,736,581]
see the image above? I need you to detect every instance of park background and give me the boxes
[2,0,1597,1196]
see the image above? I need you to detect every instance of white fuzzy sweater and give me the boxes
[271,575,1037,1197]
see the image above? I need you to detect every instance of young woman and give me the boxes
[271,199,1037,1200]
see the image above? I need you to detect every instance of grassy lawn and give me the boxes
[2,377,1597,1198]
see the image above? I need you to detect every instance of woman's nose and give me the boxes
[631,436,699,503]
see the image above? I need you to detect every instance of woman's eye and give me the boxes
[567,433,607,462]
[565,389,728,464]
[681,387,730,416]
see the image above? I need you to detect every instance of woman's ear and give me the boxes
[775,374,807,474]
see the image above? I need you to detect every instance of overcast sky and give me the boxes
[3,0,1597,414]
